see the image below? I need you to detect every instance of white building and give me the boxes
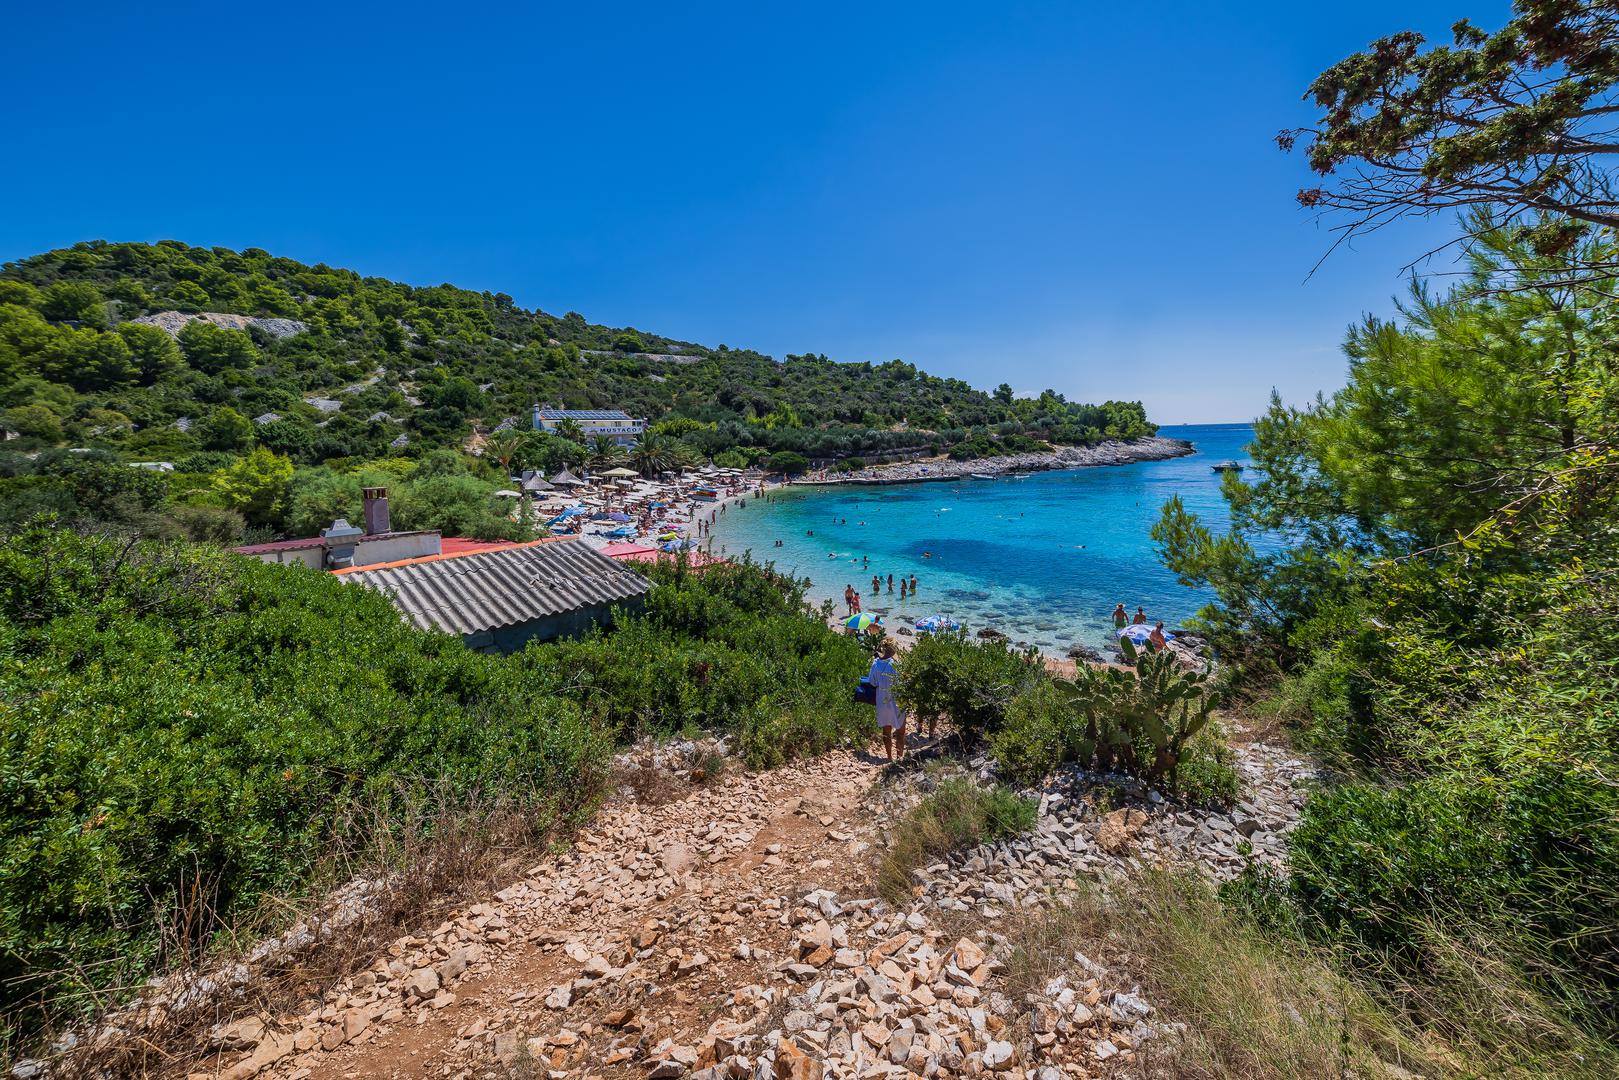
[532,407,646,447]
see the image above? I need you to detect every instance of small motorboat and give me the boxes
[969,472,995,480]
[1211,461,1244,473]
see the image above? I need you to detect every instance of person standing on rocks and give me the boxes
[1149,621,1168,652]
[868,637,907,761]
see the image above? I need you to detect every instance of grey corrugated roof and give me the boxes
[340,538,650,636]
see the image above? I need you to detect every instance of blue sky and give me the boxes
[2,1,1505,423]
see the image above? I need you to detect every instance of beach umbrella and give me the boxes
[602,466,639,478]
[844,613,881,631]
[549,469,584,487]
[1117,624,1173,646]
[914,615,960,633]
[661,538,696,552]
[521,476,554,492]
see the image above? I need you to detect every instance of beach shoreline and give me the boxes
[788,435,1194,487]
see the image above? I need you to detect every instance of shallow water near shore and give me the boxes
[708,424,1255,655]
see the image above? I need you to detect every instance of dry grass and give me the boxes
[1003,870,1439,1080]
[47,778,584,1079]
[1001,869,1619,1080]
[875,777,1036,905]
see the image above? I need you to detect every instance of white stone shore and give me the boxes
[790,437,1194,487]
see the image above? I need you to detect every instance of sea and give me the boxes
[707,423,1255,655]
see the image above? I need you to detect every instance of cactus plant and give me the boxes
[1053,637,1220,784]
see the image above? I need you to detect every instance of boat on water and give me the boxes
[969,472,996,480]
[1010,473,1032,479]
[1211,461,1244,473]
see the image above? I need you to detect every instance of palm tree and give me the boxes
[552,418,586,444]
[631,434,677,477]
[483,429,524,477]
[587,434,627,472]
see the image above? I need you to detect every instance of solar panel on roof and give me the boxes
[537,409,635,421]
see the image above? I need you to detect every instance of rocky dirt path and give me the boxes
[193,734,1311,1080]
[210,750,877,1080]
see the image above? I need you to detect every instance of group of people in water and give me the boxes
[842,572,918,614]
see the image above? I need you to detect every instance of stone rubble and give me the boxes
[44,734,1311,1080]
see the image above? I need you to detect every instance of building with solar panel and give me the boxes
[531,406,646,446]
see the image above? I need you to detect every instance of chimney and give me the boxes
[362,487,391,535]
[321,518,363,569]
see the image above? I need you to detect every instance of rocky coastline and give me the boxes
[790,436,1194,487]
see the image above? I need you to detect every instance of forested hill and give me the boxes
[0,240,1152,465]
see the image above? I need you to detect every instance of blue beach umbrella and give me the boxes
[914,615,961,633]
[1117,624,1173,646]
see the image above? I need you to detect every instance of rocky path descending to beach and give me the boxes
[191,736,1311,1080]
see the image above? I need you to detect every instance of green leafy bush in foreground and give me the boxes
[0,524,608,1045]
[0,531,870,1049]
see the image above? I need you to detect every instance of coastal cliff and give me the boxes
[793,435,1195,485]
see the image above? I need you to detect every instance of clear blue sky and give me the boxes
[2,1,1505,423]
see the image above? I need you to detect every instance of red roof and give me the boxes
[234,537,325,554]
[331,536,567,576]
[439,537,520,557]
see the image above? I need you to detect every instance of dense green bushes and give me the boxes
[1159,225,1619,1039]
[0,525,606,1045]
[511,558,872,766]
[0,531,869,1050]
[0,241,1155,482]
[897,631,1236,800]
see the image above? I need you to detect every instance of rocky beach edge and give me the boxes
[788,436,1194,486]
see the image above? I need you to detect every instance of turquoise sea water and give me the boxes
[707,423,1255,654]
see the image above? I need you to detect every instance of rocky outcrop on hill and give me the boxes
[130,311,308,339]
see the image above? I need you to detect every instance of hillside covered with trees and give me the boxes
[0,241,1152,540]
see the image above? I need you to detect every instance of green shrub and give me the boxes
[895,631,1043,744]
[990,681,1079,786]
[0,524,611,1046]
[524,558,871,766]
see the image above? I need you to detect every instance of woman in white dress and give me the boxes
[868,637,907,761]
